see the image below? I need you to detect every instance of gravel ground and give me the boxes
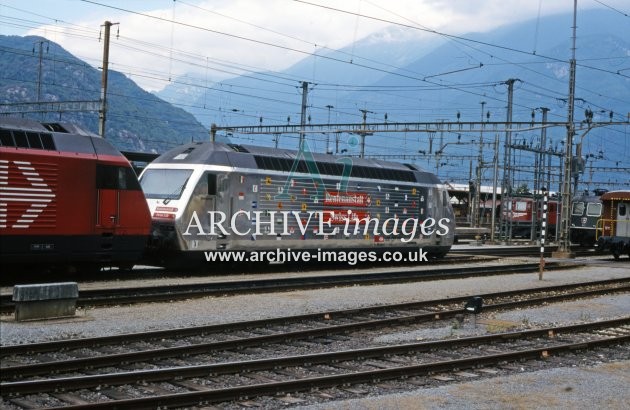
[296,360,630,410]
[1,260,628,345]
[1,257,629,409]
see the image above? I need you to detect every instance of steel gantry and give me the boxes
[211,118,629,246]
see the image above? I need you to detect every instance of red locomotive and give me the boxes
[596,190,630,259]
[501,196,560,238]
[0,118,151,273]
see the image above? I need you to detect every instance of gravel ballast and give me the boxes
[296,360,630,410]
[1,261,629,345]
[1,257,629,409]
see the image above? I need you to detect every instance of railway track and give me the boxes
[0,262,574,315]
[0,254,479,287]
[5,320,627,409]
[449,245,598,258]
[1,278,628,408]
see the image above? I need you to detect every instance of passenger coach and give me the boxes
[140,142,455,266]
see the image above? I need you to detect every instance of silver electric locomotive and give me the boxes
[139,142,455,267]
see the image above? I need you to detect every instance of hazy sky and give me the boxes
[1,0,628,91]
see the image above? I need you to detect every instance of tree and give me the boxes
[515,183,530,195]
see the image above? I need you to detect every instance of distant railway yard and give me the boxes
[1,246,628,409]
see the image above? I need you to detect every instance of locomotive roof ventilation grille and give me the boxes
[42,123,68,133]
[0,128,56,151]
[227,143,249,153]
[252,154,416,183]
[173,147,195,160]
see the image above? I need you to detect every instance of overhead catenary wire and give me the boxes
[1,2,627,188]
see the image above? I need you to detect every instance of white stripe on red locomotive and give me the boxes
[0,160,55,229]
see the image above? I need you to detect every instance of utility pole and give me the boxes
[435,120,446,175]
[531,111,539,242]
[474,101,486,227]
[539,108,550,186]
[490,131,500,242]
[33,40,49,103]
[555,0,578,257]
[534,107,549,242]
[499,79,518,242]
[468,160,473,227]
[359,109,373,158]
[99,21,118,138]
[573,109,593,193]
[325,104,334,154]
[299,81,309,148]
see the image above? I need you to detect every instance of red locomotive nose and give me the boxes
[0,118,152,274]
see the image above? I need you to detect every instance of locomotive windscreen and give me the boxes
[140,168,193,200]
[586,202,602,216]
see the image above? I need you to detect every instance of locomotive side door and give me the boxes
[189,172,217,233]
[204,172,217,216]
[616,201,629,237]
[95,164,119,231]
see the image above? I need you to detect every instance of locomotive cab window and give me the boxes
[586,203,602,217]
[572,202,585,216]
[140,168,193,200]
[620,204,627,217]
[96,164,142,190]
[190,172,218,198]
[207,173,217,196]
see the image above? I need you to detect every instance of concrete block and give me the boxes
[13,282,79,321]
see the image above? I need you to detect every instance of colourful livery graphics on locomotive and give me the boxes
[139,142,456,267]
[0,118,152,273]
[596,190,630,259]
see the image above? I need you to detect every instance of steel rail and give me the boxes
[2,317,628,396]
[2,283,629,380]
[2,277,627,358]
[3,317,628,396]
[0,262,572,314]
[449,246,596,258]
[8,334,629,408]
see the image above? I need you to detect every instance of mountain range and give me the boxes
[0,35,214,152]
[156,8,629,188]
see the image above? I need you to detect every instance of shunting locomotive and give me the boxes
[501,196,560,239]
[569,189,606,246]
